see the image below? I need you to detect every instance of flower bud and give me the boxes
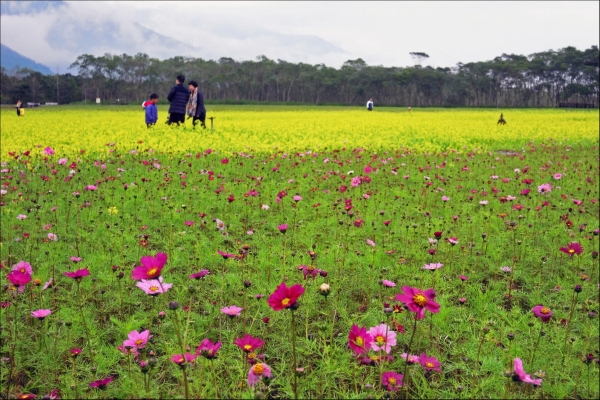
[168,301,180,310]
[319,283,330,296]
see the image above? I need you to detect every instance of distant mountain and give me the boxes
[1,44,54,75]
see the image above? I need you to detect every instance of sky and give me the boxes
[1,1,598,73]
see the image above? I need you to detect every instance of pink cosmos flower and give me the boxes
[189,270,210,279]
[479,200,488,205]
[185,220,194,227]
[395,286,440,320]
[84,185,97,191]
[31,309,52,320]
[368,323,397,354]
[135,276,172,296]
[12,261,33,275]
[400,353,420,364]
[58,158,67,165]
[447,237,458,245]
[531,305,553,323]
[122,329,152,349]
[381,371,404,391]
[419,354,442,372]
[43,147,55,156]
[441,196,450,202]
[42,278,54,290]
[47,233,58,241]
[7,270,32,287]
[267,282,305,311]
[234,334,265,353]
[381,280,396,287]
[348,324,373,355]
[293,195,302,202]
[215,219,226,231]
[169,353,197,366]
[513,358,542,386]
[221,305,243,317]
[89,377,113,389]
[351,176,361,187]
[217,250,236,259]
[297,265,324,280]
[63,268,90,280]
[366,239,376,247]
[537,183,551,193]
[572,199,583,206]
[197,339,222,359]
[423,263,443,270]
[247,363,272,386]
[131,252,167,280]
[17,214,27,220]
[70,257,82,263]
[553,173,562,180]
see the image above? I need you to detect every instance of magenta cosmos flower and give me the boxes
[368,323,397,354]
[189,270,210,279]
[400,353,420,364]
[63,268,90,281]
[513,358,542,386]
[381,371,404,391]
[419,354,442,372]
[234,334,265,353]
[135,276,172,296]
[31,309,52,320]
[348,324,374,355]
[122,329,152,349]
[89,377,114,390]
[559,242,583,257]
[267,282,305,311]
[197,339,222,359]
[531,305,553,323]
[217,250,236,259]
[277,224,288,234]
[12,260,33,275]
[169,353,197,366]
[297,265,325,280]
[381,280,396,287]
[395,286,440,320]
[247,363,272,386]
[7,270,32,287]
[221,305,243,317]
[43,146,55,156]
[131,252,167,280]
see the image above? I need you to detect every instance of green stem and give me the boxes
[291,310,299,400]
[402,318,418,399]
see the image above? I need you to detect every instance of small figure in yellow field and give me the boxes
[497,113,507,125]
[16,100,23,116]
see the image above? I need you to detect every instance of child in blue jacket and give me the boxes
[143,93,159,127]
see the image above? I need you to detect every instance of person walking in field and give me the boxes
[167,75,189,125]
[366,98,374,111]
[16,100,22,116]
[187,80,207,129]
[143,93,159,127]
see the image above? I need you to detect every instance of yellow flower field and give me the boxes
[1,105,598,158]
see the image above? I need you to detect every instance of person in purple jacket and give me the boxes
[143,93,159,127]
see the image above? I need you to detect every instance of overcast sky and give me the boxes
[1,1,598,73]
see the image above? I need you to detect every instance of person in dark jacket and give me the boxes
[167,75,189,125]
[16,100,22,116]
[187,80,206,129]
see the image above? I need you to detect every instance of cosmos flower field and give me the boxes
[0,105,599,399]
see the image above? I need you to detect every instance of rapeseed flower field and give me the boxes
[1,105,598,157]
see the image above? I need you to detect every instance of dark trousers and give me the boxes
[193,112,206,128]
[168,112,185,125]
[16,108,21,116]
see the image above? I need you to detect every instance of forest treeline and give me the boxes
[1,45,598,107]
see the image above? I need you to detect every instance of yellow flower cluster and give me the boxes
[1,105,597,158]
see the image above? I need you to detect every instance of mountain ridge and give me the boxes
[1,43,54,75]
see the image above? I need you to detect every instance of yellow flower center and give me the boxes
[253,364,265,375]
[355,336,364,346]
[135,339,143,345]
[568,249,574,254]
[376,335,385,345]
[388,377,397,385]
[413,293,427,306]
[147,268,158,277]
[244,344,252,351]
[20,268,26,273]
[307,265,315,271]
[426,362,434,368]
[540,307,550,314]
[282,298,290,306]
[149,286,159,292]
[248,352,257,360]
[176,356,183,363]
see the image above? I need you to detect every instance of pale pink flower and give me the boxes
[366,239,376,247]
[221,305,243,317]
[47,233,58,241]
[368,324,397,354]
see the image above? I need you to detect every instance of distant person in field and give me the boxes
[167,75,189,125]
[187,80,207,129]
[16,100,22,116]
[366,98,374,111]
[143,93,159,127]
